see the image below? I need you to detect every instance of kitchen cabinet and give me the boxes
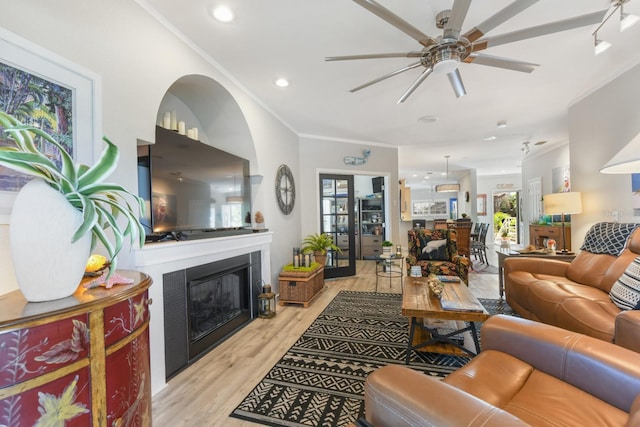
[399,179,412,221]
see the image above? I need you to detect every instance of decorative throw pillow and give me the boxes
[581,222,640,256]
[419,239,448,261]
[610,256,640,310]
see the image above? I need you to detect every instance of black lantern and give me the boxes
[258,282,276,319]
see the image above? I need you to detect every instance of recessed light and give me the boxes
[274,78,289,88]
[497,120,507,128]
[483,136,497,141]
[535,140,547,146]
[212,5,234,23]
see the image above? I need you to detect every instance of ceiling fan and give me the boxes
[326,0,608,103]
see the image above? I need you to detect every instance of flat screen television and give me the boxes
[137,126,251,240]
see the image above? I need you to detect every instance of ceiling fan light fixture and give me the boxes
[433,49,460,74]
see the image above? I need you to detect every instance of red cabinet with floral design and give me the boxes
[0,270,152,426]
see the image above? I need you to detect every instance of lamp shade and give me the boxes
[435,183,460,193]
[600,131,640,174]
[543,192,582,215]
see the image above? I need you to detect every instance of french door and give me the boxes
[319,174,356,278]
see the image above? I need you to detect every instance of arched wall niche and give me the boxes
[156,74,259,175]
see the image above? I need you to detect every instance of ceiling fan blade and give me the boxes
[444,0,472,40]
[352,0,437,48]
[472,9,608,51]
[350,62,423,93]
[447,69,467,98]
[326,52,423,61]
[463,0,540,43]
[464,53,539,73]
[397,67,433,104]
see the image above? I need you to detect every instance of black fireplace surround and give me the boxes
[163,252,261,379]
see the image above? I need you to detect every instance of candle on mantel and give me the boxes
[170,110,178,131]
[178,121,186,135]
[304,254,310,268]
[162,112,171,129]
[294,255,300,268]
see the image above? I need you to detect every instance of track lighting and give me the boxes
[592,0,637,55]
[621,4,640,31]
[594,35,612,55]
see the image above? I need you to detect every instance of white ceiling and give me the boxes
[140,0,640,188]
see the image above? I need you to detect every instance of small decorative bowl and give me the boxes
[428,279,444,298]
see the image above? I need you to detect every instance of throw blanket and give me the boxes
[581,222,640,256]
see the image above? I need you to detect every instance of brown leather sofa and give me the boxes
[504,226,640,352]
[363,315,640,427]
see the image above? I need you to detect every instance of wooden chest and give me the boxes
[278,264,324,307]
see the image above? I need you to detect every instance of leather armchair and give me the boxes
[364,315,640,427]
[406,228,470,284]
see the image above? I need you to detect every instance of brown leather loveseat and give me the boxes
[363,315,640,426]
[504,223,640,352]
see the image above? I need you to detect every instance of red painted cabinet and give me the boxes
[0,271,152,426]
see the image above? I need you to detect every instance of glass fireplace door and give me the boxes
[319,174,356,278]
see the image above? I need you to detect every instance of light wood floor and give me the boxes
[151,246,501,426]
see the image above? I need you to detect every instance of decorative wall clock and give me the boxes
[275,164,295,214]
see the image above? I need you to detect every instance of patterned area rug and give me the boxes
[230,291,514,426]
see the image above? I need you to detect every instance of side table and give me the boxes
[496,250,576,299]
[375,254,404,292]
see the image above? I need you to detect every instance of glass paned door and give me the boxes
[320,174,356,278]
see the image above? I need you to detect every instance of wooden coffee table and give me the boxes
[402,276,490,364]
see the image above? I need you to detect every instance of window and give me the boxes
[412,200,448,217]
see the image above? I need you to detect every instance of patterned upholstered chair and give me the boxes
[406,228,470,284]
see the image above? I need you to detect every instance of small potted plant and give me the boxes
[382,240,393,255]
[0,110,145,301]
[301,233,341,266]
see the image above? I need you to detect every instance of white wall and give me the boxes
[0,0,303,295]
[520,144,570,244]
[299,136,400,246]
[569,61,640,246]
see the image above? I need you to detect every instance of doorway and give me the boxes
[492,190,521,245]
[319,174,356,278]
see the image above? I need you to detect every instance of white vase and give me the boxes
[9,179,92,302]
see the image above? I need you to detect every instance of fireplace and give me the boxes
[163,252,260,379]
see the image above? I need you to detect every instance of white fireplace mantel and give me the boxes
[133,231,273,396]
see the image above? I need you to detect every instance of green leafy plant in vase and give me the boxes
[301,233,341,266]
[382,240,393,255]
[0,110,145,301]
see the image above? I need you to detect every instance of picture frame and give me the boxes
[0,28,101,222]
[477,194,487,216]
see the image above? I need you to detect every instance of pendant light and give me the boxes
[435,155,460,193]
